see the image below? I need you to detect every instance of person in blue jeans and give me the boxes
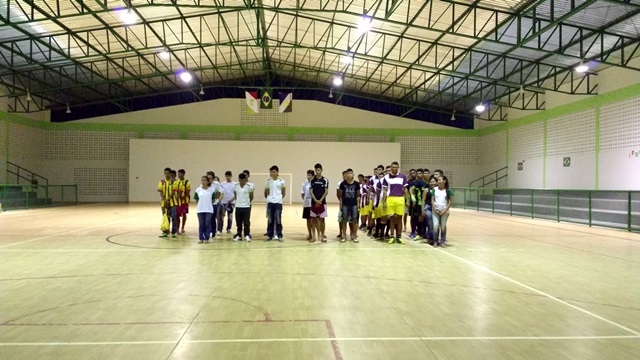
[218,171,237,233]
[206,172,222,239]
[422,175,438,245]
[430,175,453,247]
[264,165,286,242]
[194,176,215,243]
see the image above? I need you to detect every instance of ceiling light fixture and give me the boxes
[333,76,343,87]
[343,53,354,64]
[328,89,334,99]
[199,84,205,96]
[519,85,525,95]
[26,91,32,102]
[450,111,456,121]
[178,70,193,83]
[575,63,589,73]
[159,50,170,60]
[116,8,137,25]
[358,13,373,34]
[65,104,71,114]
[475,103,486,113]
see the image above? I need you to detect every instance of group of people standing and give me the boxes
[299,164,453,247]
[157,168,255,243]
[158,162,452,247]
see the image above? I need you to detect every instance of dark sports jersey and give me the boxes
[411,179,428,206]
[310,176,329,204]
[339,181,360,207]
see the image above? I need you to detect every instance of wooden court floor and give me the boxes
[1,203,639,360]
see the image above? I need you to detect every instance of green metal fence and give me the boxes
[0,184,78,211]
[452,187,640,232]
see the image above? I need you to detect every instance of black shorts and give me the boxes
[411,204,422,217]
[302,207,311,219]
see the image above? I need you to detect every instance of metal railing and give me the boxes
[452,187,640,232]
[6,161,49,187]
[0,184,78,211]
[469,166,508,188]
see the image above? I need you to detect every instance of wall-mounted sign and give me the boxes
[563,157,571,167]
[517,162,523,171]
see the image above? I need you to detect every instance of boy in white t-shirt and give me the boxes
[264,165,286,241]
[233,173,254,242]
[206,172,222,239]
[218,170,237,234]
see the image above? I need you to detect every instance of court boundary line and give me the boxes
[458,209,640,242]
[2,335,639,346]
[0,213,155,249]
[435,248,640,336]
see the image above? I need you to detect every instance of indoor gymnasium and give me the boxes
[1,1,639,359]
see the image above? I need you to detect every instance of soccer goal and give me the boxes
[249,173,293,205]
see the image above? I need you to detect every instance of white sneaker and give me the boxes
[273,235,279,241]
[245,235,251,242]
[217,231,222,235]
[233,235,241,241]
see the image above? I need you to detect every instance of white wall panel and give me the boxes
[599,150,640,190]
[7,123,44,176]
[598,96,640,190]
[545,154,596,189]
[600,96,640,151]
[129,139,401,203]
[508,122,544,160]
[546,109,596,156]
[508,158,544,188]
[479,131,507,165]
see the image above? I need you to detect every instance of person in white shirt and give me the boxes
[242,169,255,191]
[233,172,254,242]
[264,165,286,241]
[194,176,216,243]
[218,171,237,234]
[206,172,223,239]
[301,170,314,241]
[430,175,453,247]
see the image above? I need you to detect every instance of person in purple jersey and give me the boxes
[381,161,409,244]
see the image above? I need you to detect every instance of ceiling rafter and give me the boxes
[1,0,639,124]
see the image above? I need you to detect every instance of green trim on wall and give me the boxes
[0,115,479,138]
[543,119,547,188]
[478,80,640,137]
[4,119,8,183]
[505,128,509,164]
[595,104,601,190]
[0,112,48,130]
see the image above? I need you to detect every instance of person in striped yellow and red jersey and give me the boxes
[158,167,179,238]
[176,169,191,235]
